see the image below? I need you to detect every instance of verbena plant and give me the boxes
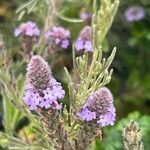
[0,0,144,149]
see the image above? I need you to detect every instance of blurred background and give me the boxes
[0,0,150,149]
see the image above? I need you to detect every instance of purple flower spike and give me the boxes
[45,26,70,49]
[124,6,145,22]
[23,55,65,110]
[75,26,93,52]
[15,21,40,37]
[78,87,116,127]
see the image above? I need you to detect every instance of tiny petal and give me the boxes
[40,99,51,109]
[61,40,69,49]
[97,110,116,127]
[84,41,93,52]
[78,107,96,121]
[29,103,38,110]
[52,85,65,99]
[14,28,22,37]
[75,40,84,51]
[80,12,92,22]
[75,26,93,52]
[52,100,62,110]
[55,38,61,44]
[45,26,70,49]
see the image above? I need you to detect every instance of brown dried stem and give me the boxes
[40,109,74,150]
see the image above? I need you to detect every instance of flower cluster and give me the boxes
[124,6,145,22]
[15,21,40,37]
[45,26,70,49]
[23,55,65,110]
[78,87,116,127]
[75,26,93,52]
[14,21,95,53]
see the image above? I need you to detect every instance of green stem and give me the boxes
[79,49,99,107]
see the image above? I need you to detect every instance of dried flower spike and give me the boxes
[124,6,145,22]
[75,26,93,52]
[122,120,144,150]
[23,55,65,110]
[45,26,70,49]
[78,87,116,127]
[15,21,40,37]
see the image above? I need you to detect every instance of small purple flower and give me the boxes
[75,26,93,52]
[78,107,96,121]
[23,55,65,110]
[78,87,116,127]
[80,12,92,22]
[45,26,70,49]
[15,21,40,37]
[124,6,145,22]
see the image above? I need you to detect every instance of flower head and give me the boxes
[45,26,70,49]
[80,12,92,22]
[78,87,116,127]
[75,26,93,52]
[124,6,145,22]
[24,55,65,110]
[15,21,40,37]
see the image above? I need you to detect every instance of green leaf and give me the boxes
[58,14,84,23]
[2,91,23,135]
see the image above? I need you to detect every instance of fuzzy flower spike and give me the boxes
[75,26,93,52]
[45,26,70,49]
[78,87,116,127]
[23,55,65,110]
